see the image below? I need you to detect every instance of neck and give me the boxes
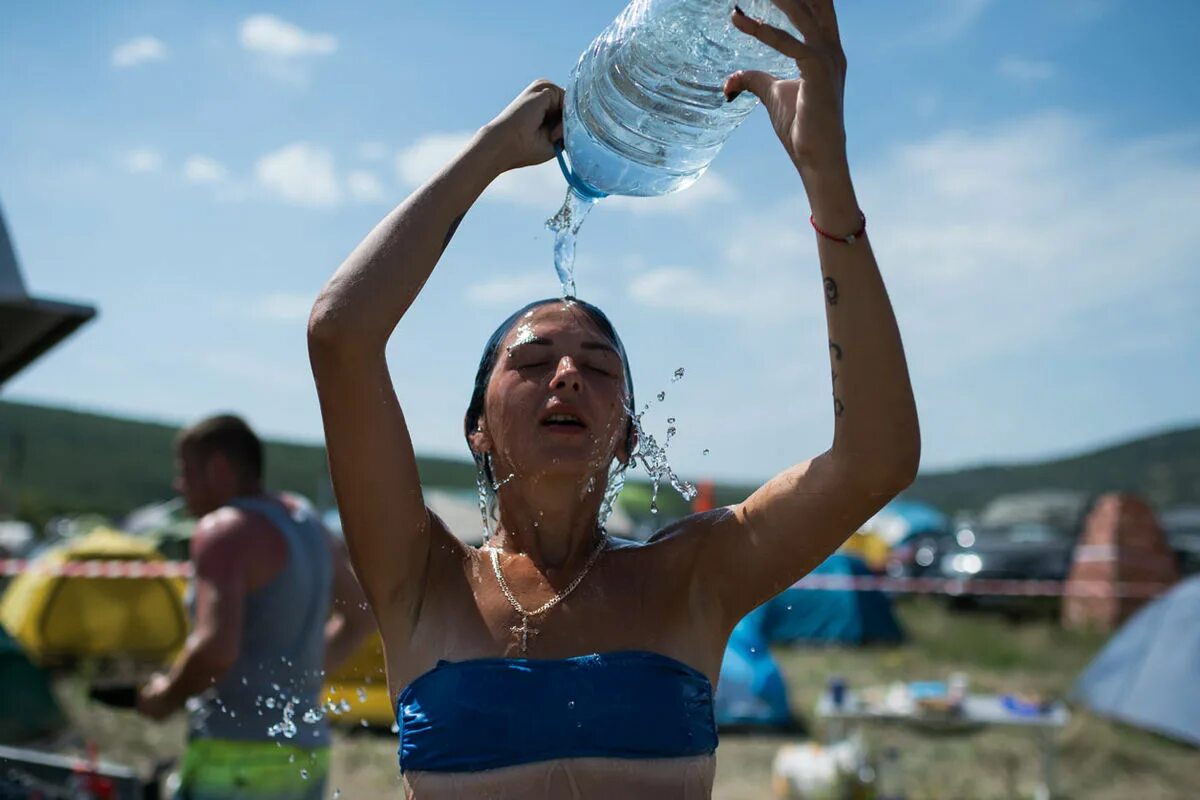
[492,471,609,571]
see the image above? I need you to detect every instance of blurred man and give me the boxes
[137,414,372,800]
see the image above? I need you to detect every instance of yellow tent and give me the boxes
[0,528,188,664]
[322,632,394,728]
[838,529,891,572]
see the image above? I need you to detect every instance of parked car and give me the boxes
[935,491,1094,615]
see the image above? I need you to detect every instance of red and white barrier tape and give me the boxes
[0,559,194,579]
[791,573,1172,598]
[0,559,1175,598]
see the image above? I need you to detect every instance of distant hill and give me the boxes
[0,400,716,526]
[1,399,1197,527]
[907,425,1200,514]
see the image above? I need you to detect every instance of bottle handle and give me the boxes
[555,141,608,201]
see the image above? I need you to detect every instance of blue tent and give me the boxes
[1073,576,1200,746]
[760,554,905,645]
[714,608,792,729]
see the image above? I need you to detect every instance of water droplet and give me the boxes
[360,719,369,728]
[241,677,248,686]
[567,700,576,709]
[300,769,309,780]
[667,417,675,424]
[357,688,368,704]
[334,791,341,799]
[703,449,710,456]
[265,698,276,709]
[656,391,666,402]
[672,367,685,382]
[289,754,296,764]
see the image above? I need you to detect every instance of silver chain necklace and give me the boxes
[488,534,607,655]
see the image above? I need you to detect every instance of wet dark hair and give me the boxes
[463,298,636,485]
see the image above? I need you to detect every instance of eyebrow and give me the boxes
[509,337,620,357]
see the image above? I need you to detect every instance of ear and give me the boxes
[617,424,638,466]
[468,418,493,461]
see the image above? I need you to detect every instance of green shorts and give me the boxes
[177,739,330,800]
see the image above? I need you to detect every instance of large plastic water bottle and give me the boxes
[560,0,801,199]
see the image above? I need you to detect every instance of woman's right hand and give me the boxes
[479,80,565,173]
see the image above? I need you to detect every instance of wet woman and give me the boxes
[308,1,918,797]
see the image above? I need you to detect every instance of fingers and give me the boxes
[723,70,776,103]
[763,0,822,44]
[732,6,813,62]
[527,78,564,95]
[802,0,842,41]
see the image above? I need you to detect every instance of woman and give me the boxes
[309,1,919,797]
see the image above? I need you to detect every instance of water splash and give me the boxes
[266,701,297,739]
[624,371,697,514]
[546,188,600,298]
[505,322,538,355]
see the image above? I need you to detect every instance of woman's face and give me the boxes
[473,303,631,482]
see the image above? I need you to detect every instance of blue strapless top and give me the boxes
[396,650,718,773]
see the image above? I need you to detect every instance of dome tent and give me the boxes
[0,528,187,664]
[715,607,794,729]
[1072,575,1200,746]
[761,554,904,645]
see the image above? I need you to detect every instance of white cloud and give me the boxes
[346,170,387,204]
[396,131,729,213]
[357,141,389,161]
[909,0,993,43]
[252,292,315,322]
[121,148,163,174]
[851,112,1198,368]
[182,155,229,184]
[467,273,560,307]
[394,132,471,186]
[629,110,1200,377]
[238,15,337,58]
[255,142,342,208]
[112,36,168,68]
[997,56,1056,82]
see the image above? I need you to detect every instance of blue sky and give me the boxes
[2,0,1198,484]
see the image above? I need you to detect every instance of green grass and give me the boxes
[42,600,1199,799]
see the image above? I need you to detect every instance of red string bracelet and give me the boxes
[810,211,866,244]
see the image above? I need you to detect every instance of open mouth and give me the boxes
[540,412,587,431]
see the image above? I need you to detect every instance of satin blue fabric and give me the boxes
[396,651,718,773]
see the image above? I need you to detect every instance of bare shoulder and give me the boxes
[192,506,286,581]
[636,506,741,561]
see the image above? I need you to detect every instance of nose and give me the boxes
[549,355,581,392]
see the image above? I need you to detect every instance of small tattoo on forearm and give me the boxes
[824,277,839,306]
[441,212,466,254]
[829,341,843,361]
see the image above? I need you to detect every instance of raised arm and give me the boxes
[307,81,564,645]
[686,0,920,627]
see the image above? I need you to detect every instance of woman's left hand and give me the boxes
[724,1,848,181]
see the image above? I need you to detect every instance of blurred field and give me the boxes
[44,599,1197,799]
